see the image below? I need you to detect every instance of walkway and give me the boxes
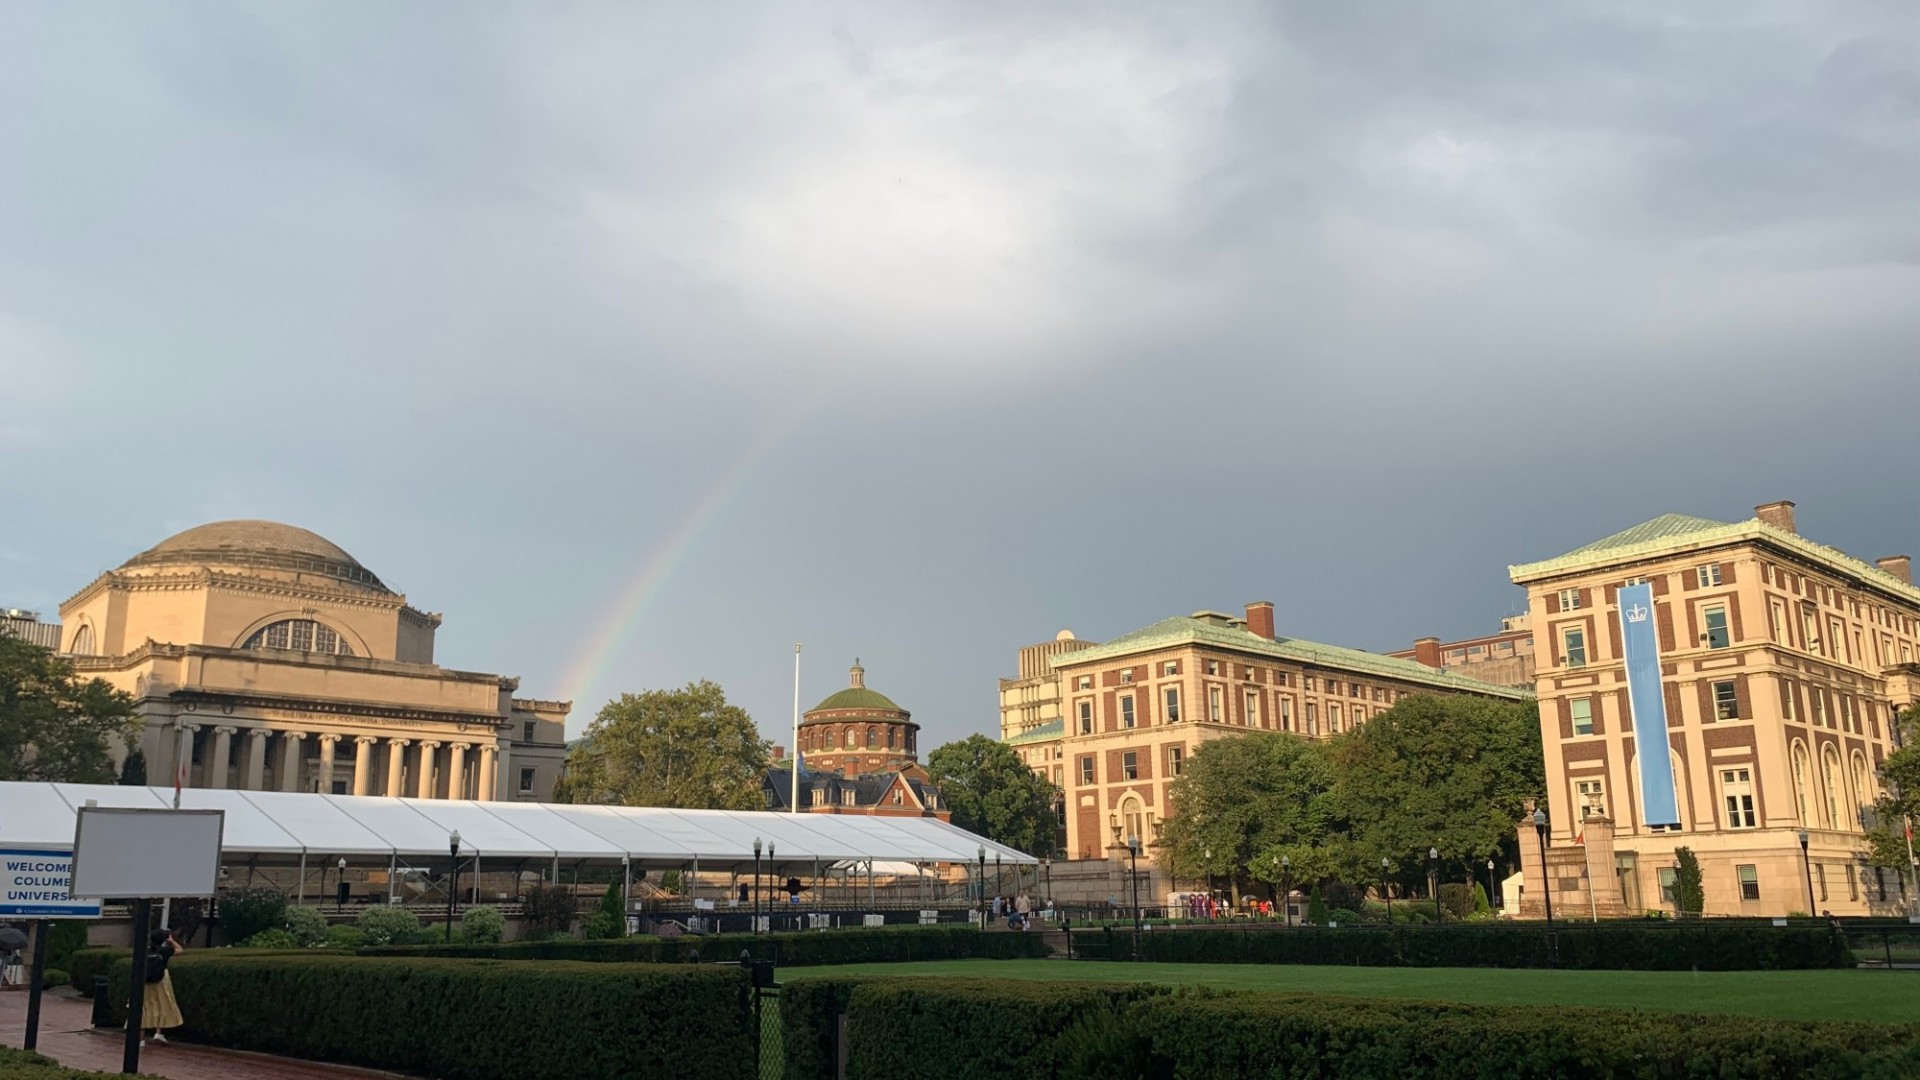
[0,989,411,1079]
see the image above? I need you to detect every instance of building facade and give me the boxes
[1010,601,1529,860]
[1387,614,1536,689]
[771,662,948,820]
[54,520,567,801]
[2,608,63,650]
[1510,501,1919,918]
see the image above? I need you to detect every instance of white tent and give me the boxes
[0,782,1033,870]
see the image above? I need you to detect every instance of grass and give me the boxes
[785,959,1920,1025]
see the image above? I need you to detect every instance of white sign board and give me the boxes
[69,808,224,899]
[0,849,101,918]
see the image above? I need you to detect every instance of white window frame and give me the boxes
[1703,604,1731,650]
[1721,768,1756,829]
[1163,686,1181,723]
[1559,588,1581,611]
[1712,680,1738,721]
[1208,686,1223,723]
[1561,625,1588,668]
[1570,697,1594,736]
[1697,564,1723,588]
[1120,696,1137,730]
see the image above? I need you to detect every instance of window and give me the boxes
[1121,752,1138,781]
[887,727,897,748]
[1077,676,1092,690]
[825,729,838,750]
[1303,676,1316,692]
[1120,668,1133,684]
[1077,701,1093,735]
[891,788,904,805]
[1306,702,1318,736]
[1576,778,1605,818]
[1770,600,1788,644]
[244,618,354,656]
[1624,576,1649,588]
[1329,705,1342,734]
[1703,605,1730,649]
[1205,660,1219,676]
[1280,697,1294,731]
[1162,661,1179,676]
[1850,751,1872,828]
[1737,864,1760,902]
[1163,687,1181,723]
[842,789,857,807]
[1823,748,1842,827]
[1352,706,1366,724]
[1120,697,1136,729]
[1721,768,1756,828]
[1244,689,1259,727]
[1783,681,1798,722]
[522,721,536,743]
[1697,564,1723,588]
[1562,626,1587,668]
[1812,691,1829,728]
[1801,605,1822,654]
[1052,765,1063,785]
[1792,743,1811,824]
[69,624,94,656]
[1816,863,1828,901]
[1167,745,1184,776]
[1712,681,1738,721]
[1208,686,1223,723]
[1846,864,1858,901]
[1570,698,1594,736]
[1078,756,1094,785]
[1559,588,1581,610]
[1830,618,1847,663]
[1657,867,1678,905]
[1325,680,1340,696]
[1841,696,1855,734]
[1244,665,1257,680]
[518,768,535,794]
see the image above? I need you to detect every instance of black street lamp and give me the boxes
[1798,830,1814,915]
[996,853,1003,901]
[752,837,762,936]
[1429,847,1442,925]
[1126,835,1142,940]
[1532,808,1556,968]
[446,831,461,943]
[767,842,776,929]
[1381,856,1392,925]
[1042,857,1052,907]
[1485,858,1496,912]
[1281,855,1293,928]
[337,857,348,914]
[977,845,986,920]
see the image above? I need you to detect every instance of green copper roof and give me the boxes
[1005,718,1065,746]
[808,686,905,714]
[1049,614,1529,700]
[1563,514,1731,557]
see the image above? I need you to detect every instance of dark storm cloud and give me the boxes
[2,1,1913,744]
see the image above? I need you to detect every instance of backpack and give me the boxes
[144,946,170,984]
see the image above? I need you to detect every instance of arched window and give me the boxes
[1849,751,1872,829]
[68,624,95,656]
[244,619,353,656]
[1119,796,1145,846]
[865,727,878,750]
[824,728,837,751]
[1791,742,1811,825]
[1822,747,1842,829]
[886,727,897,749]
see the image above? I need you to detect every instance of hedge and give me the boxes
[65,947,128,998]
[364,925,1051,967]
[816,978,1920,1079]
[1109,923,1851,970]
[0,1049,116,1080]
[107,953,753,1080]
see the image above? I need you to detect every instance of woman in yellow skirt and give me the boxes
[141,928,184,1044]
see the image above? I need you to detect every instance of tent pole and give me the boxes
[472,855,480,904]
[388,852,397,903]
[298,850,308,908]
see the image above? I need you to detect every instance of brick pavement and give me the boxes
[0,988,413,1079]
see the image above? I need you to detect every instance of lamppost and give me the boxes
[995,852,1003,901]
[977,845,986,921]
[1798,830,1814,915]
[1532,808,1556,968]
[1126,835,1142,940]
[752,838,762,936]
[1203,846,1212,915]
[1485,858,1496,912]
[446,831,461,943]
[767,842,776,929]
[1042,857,1052,906]
[337,857,348,913]
[1429,847,1442,925]
[1381,856,1392,925]
[1281,855,1293,928]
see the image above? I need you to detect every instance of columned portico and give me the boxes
[446,743,469,801]
[208,726,236,789]
[477,744,498,803]
[279,731,307,792]
[316,734,340,793]
[243,728,270,790]
[385,738,409,797]
[352,737,377,796]
[415,741,441,799]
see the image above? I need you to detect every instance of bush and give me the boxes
[242,929,300,949]
[0,1046,119,1078]
[355,904,423,946]
[66,948,129,998]
[837,978,1167,1079]
[522,882,577,939]
[40,968,68,990]
[45,922,89,970]
[1305,885,1327,925]
[1472,882,1492,915]
[1322,882,1367,913]
[1327,908,1363,926]
[1438,883,1475,920]
[460,906,505,944]
[1121,923,1852,970]
[105,953,750,1080]
[218,886,287,945]
[581,911,622,940]
[282,906,329,948]
[364,925,1052,967]
[323,925,368,949]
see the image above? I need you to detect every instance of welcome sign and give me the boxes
[1619,582,1680,828]
[0,848,102,918]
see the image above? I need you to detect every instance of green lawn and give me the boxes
[785,959,1920,1025]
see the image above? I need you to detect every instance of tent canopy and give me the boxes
[0,782,1034,869]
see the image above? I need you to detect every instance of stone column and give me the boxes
[279,731,308,792]
[174,724,201,789]
[352,737,377,796]
[316,734,340,794]
[208,727,237,789]
[415,741,441,799]
[385,739,409,797]
[242,728,270,790]
[495,739,513,800]
[476,744,498,803]
[446,743,469,801]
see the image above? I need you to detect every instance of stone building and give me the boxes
[1009,602,1528,860]
[1000,630,1101,789]
[1386,615,1536,689]
[2,608,63,650]
[771,661,947,819]
[53,520,567,800]
[1509,501,1919,918]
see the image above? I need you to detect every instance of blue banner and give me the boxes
[0,848,102,919]
[1619,582,1679,828]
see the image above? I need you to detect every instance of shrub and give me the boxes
[106,953,750,1080]
[781,978,865,1080]
[838,978,1167,1079]
[323,925,368,949]
[460,906,505,944]
[1322,882,1366,912]
[1305,885,1327,925]
[40,968,68,990]
[1438,882,1475,920]
[242,929,300,949]
[66,948,129,998]
[355,904,423,946]
[598,881,624,925]
[218,886,287,945]
[1673,847,1705,916]
[581,911,622,940]
[1123,924,1852,970]
[522,882,577,939]
[1327,908,1363,926]
[0,1046,118,1078]
[1472,882,1492,914]
[282,906,329,948]
[45,922,89,970]
[365,925,1051,967]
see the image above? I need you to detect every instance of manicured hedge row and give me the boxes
[65,947,128,998]
[365,925,1051,967]
[0,1048,116,1080]
[108,953,753,1080]
[1113,924,1851,970]
[780,978,865,1080]
[813,977,1920,1080]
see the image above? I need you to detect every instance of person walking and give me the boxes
[141,928,185,1045]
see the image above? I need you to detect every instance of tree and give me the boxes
[0,635,141,784]
[1157,733,1344,896]
[1672,847,1705,917]
[926,734,1060,856]
[552,681,768,809]
[118,747,147,785]
[1866,706,1920,872]
[1329,694,1543,887]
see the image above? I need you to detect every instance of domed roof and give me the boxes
[806,661,908,717]
[121,520,390,593]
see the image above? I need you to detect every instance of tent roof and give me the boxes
[0,783,1034,868]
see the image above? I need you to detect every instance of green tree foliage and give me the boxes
[1157,733,1342,889]
[0,635,141,783]
[1865,706,1919,871]
[925,734,1061,856]
[1672,847,1705,916]
[219,886,288,944]
[118,747,147,785]
[553,681,768,809]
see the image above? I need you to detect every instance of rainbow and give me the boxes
[557,406,810,716]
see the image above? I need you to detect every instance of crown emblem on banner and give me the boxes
[1625,603,1650,623]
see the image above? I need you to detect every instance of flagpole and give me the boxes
[791,643,802,814]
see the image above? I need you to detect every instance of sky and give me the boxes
[3,1,1916,750]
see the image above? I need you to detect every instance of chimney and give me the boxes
[1413,636,1443,669]
[771,745,785,761]
[1877,556,1913,586]
[1755,500,1797,535]
[1245,601,1275,640]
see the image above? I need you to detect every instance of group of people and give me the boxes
[987,893,1051,930]
[1178,893,1287,920]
